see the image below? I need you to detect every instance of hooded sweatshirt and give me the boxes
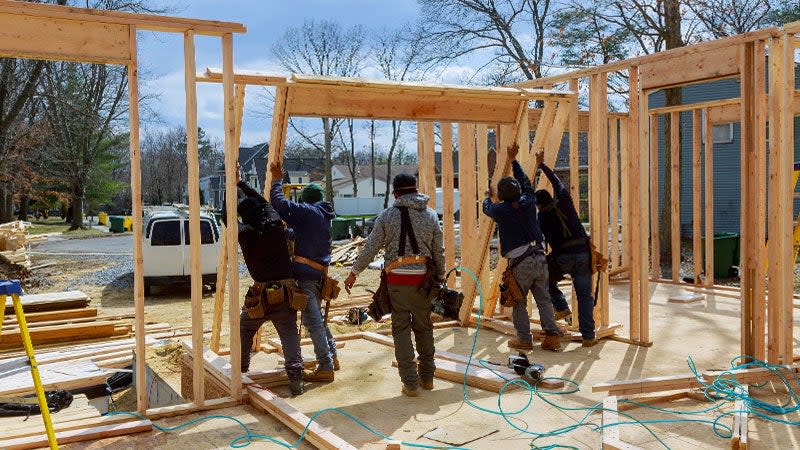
[351,192,445,280]
[270,181,337,280]
[537,163,588,255]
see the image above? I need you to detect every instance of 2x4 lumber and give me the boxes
[391,357,514,393]
[222,32,241,399]
[703,109,715,287]
[732,386,749,449]
[568,79,580,215]
[640,44,741,90]
[2,308,97,325]
[692,110,703,283]
[441,123,456,288]
[247,385,358,450]
[636,79,651,343]
[0,14,130,64]
[0,419,151,450]
[594,73,610,326]
[264,86,289,189]
[476,124,491,299]
[593,374,702,395]
[0,413,133,441]
[184,29,205,407]
[669,111,681,283]
[739,41,756,359]
[627,67,642,342]
[620,117,630,269]
[610,118,620,269]
[0,0,246,35]
[127,25,147,415]
[145,397,240,420]
[418,122,437,207]
[616,392,688,412]
[647,97,741,116]
[602,396,620,443]
[649,113,660,281]
[753,39,768,361]
[512,27,779,88]
[458,123,477,302]
[200,68,288,86]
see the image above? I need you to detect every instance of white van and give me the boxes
[142,209,220,296]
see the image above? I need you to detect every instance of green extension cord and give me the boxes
[107,265,799,449]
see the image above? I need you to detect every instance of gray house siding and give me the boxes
[649,76,800,236]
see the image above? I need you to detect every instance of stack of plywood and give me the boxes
[330,237,366,265]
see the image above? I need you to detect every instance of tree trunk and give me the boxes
[383,120,399,208]
[70,186,85,230]
[0,182,10,223]
[658,0,684,278]
[17,195,28,221]
[322,117,334,206]
[370,121,376,196]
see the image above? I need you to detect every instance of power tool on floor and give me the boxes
[508,353,546,383]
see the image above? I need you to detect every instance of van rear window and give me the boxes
[184,220,217,245]
[151,221,181,246]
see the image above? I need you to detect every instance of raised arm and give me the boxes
[238,180,266,203]
[512,160,533,196]
[540,162,569,199]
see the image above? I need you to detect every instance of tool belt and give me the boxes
[294,255,341,301]
[367,269,392,322]
[499,245,537,308]
[243,279,308,319]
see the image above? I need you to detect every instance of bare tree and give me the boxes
[417,0,555,83]
[272,20,366,205]
[372,25,429,206]
[337,118,359,197]
[687,0,799,37]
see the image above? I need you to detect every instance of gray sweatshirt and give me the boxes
[351,192,445,277]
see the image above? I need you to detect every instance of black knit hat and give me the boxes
[237,197,266,226]
[392,173,417,193]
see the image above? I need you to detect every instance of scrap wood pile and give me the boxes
[0,221,44,271]
[331,237,385,265]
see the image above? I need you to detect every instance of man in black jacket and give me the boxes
[534,151,597,347]
[222,170,305,395]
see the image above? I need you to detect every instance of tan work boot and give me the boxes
[582,338,598,347]
[402,384,419,397]
[554,308,572,321]
[420,379,434,390]
[508,338,534,351]
[303,369,334,382]
[333,356,340,371]
[541,334,562,352]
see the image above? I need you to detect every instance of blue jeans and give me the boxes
[511,253,560,341]
[298,279,336,371]
[552,252,596,340]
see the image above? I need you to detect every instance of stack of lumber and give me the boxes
[3,290,91,315]
[0,221,44,270]
[330,237,367,265]
[0,337,156,397]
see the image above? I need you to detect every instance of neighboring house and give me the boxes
[328,164,418,198]
[649,73,800,235]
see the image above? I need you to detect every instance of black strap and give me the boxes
[397,206,420,256]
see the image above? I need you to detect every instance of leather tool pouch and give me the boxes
[244,282,268,319]
[499,267,524,308]
[288,285,309,311]
[417,259,441,300]
[320,275,341,301]
[367,270,392,321]
[266,284,285,305]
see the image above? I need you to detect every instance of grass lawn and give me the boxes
[27,218,106,238]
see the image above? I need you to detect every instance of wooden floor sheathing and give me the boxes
[64,282,800,449]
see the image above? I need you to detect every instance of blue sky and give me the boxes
[136,0,438,148]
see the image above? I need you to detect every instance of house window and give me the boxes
[700,114,734,145]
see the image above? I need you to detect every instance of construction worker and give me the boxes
[269,162,339,382]
[344,173,445,397]
[222,169,305,396]
[534,151,597,347]
[482,143,562,352]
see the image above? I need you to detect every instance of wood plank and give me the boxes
[670,111,681,283]
[777,35,795,362]
[247,385,357,450]
[418,121,437,208]
[458,122,478,312]
[593,374,702,395]
[610,118,620,269]
[636,75,651,343]
[3,290,89,314]
[650,113,660,281]
[647,97,741,116]
[704,109,715,287]
[146,397,240,419]
[222,32,241,398]
[476,123,492,300]
[568,79,581,215]
[2,308,96,324]
[0,14,129,64]
[391,357,513,393]
[441,122,456,288]
[620,118,630,274]
[617,392,688,412]
[0,321,127,350]
[0,419,151,450]
[667,293,704,304]
[602,396,620,442]
[628,68,641,342]
[740,41,756,359]
[753,39,768,361]
[639,44,740,90]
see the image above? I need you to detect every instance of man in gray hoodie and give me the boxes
[344,173,445,397]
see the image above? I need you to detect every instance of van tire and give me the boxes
[144,281,152,297]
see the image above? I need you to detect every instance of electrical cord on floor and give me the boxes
[107,265,800,449]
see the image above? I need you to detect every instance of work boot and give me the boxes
[303,368,334,382]
[333,356,340,371]
[508,338,534,351]
[420,379,434,391]
[401,384,419,397]
[554,308,572,321]
[288,378,305,396]
[582,338,598,347]
[541,334,561,352]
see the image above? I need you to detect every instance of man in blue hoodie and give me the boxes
[482,144,561,352]
[269,162,339,382]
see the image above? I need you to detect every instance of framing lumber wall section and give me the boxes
[513,24,798,354]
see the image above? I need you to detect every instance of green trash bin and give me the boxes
[108,215,125,233]
[701,232,739,279]
[330,218,355,240]
[214,213,222,225]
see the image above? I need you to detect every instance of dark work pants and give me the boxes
[240,300,303,379]
[388,283,435,388]
[550,251,596,340]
